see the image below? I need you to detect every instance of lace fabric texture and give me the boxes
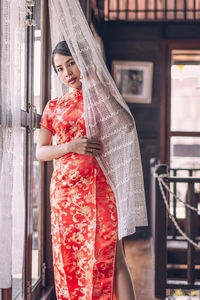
[0,0,25,288]
[49,0,148,239]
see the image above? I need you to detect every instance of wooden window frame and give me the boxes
[2,1,53,299]
[161,40,200,165]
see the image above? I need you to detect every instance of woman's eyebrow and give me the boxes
[55,58,73,69]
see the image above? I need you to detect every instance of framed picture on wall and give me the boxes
[112,61,153,104]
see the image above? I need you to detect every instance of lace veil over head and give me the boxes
[49,0,148,239]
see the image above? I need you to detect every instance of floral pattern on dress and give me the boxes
[40,87,118,300]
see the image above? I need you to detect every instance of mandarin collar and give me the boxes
[69,86,82,96]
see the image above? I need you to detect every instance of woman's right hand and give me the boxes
[69,136,102,156]
[36,127,102,162]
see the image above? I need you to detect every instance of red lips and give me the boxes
[68,77,76,83]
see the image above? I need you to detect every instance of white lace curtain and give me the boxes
[0,0,25,289]
[49,0,147,239]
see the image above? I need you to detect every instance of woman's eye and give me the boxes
[69,61,75,67]
[57,67,63,72]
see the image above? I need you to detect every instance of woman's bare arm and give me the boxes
[36,127,102,162]
[36,127,72,161]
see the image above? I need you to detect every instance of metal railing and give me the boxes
[168,168,200,240]
[104,0,200,21]
[150,159,200,298]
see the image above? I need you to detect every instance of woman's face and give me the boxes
[53,54,82,89]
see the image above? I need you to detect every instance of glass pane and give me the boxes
[21,30,26,110]
[171,50,200,132]
[32,0,42,286]
[32,129,42,285]
[33,0,42,114]
[12,128,26,300]
[170,136,200,169]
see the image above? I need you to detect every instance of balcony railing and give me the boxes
[104,0,200,21]
[150,158,200,298]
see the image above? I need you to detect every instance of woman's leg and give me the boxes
[114,239,136,300]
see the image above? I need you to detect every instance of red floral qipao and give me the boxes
[40,87,118,300]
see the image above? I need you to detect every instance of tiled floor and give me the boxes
[124,238,200,300]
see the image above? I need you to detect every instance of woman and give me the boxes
[36,41,136,300]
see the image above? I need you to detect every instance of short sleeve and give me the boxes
[40,100,56,135]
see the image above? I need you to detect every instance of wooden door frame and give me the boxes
[160,40,200,165]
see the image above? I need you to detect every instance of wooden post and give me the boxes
[79,0,91,23]
[150,157,159,241]
[187,182,195,284]
[154,164,168,299]
[172,169,177,239]
[2,288,12,300]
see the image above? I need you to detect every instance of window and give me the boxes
[170,49,200,169]
[1,1,51,299]
[169,48,200,220]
